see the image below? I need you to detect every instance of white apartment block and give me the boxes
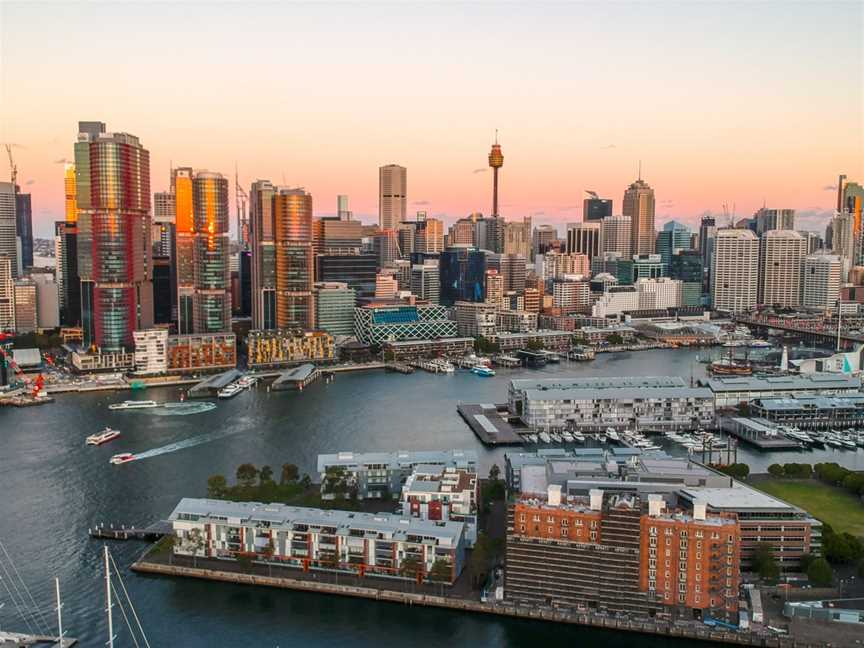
[454,301,498,337]
[133,328,169,375]
[759,230,805,308]
[540,252,590,281]
[600,215,632,256]
[401,466,478,545]
[552,279,591,310]
[711,229,758,313]
[802,253,842,311]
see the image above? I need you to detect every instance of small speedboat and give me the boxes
[86,427,121,445]
[109,452,135,465]
[109,400,158,410]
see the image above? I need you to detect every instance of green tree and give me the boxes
[806,557,833,587]
[606,333,624,346]
[259,465,274,484]
[281,463,300,484]
[526,340,545,351]
[207,474,228,498]
[767,464,785,478]
[489,464,501,482]
[798,553,816,573]
[187,528,205,568]
[715,463,750,480]
[752,542,780,581]
[236,463,259,488]
[427,558,452,583]
[399,555,422,579]
[236,553,254,573]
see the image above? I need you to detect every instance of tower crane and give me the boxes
[4,144,17,188]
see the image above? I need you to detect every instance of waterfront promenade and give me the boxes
[132,554,822,648]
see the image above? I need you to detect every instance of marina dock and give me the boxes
[187,369,242,398]
[720,417,802,450]
[271,364,321,391]
[457,403,523,445]
[89,520,172,541]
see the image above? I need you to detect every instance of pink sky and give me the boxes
[1,2,862,238]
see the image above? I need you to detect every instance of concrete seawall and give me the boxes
[131,560,822,647]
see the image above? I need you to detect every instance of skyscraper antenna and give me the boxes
[494,128,498,145]
[638,160,642,181]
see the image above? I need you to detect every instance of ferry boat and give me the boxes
[217,383,244,399]
[237,375,258,388]
[108,400,158,410]
[109,452,135,465]
[471,365,496,377]
[86,427,121,445]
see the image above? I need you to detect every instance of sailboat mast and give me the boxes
[104,546,114,648]
[55,577,64,647]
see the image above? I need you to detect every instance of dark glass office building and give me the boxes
[670,250,704,306]
[15,193,33,269]
[439,247,486,305]
[152,256,173,325]
[316,253,378,298]
[583,197,612,222]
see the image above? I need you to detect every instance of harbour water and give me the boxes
[2,348,863,646]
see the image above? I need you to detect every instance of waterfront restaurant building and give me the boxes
[169,498,466,584]
[508,376,715,431]
[706,373,861,409]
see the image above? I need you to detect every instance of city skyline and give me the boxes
[1,2,861,238]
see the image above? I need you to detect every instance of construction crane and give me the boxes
[234,164,248,250]
[0,333,44,396]
[4,143,17,188]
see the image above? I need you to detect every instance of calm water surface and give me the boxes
[2,348,862,646]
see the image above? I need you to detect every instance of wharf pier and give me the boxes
[491,354,521,368]
[271,364,320,391]
[187,369,242,398]
[457,402,523,446]
[89,520,172,541]
[131,558,822,648]
[384,363,414,374]
[720,417,802,450]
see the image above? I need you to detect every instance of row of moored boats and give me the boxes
[218,375,258,398]
[772,425,864,450]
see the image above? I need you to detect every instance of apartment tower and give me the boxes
[758,230,806,308]
[74,121,153,351]
[192,172,231,333]
[711,229,758,313]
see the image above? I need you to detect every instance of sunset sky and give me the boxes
[1,1,862,238]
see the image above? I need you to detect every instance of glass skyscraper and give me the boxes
[192,172,231,333]
[439,246,486,305]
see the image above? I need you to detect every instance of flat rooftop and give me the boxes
[679,484,800,512]
[706,373,861,393]
[170,498,464,543]
[317,449,478,473]
[754,394,864,411]
[521,386,713,402]
[511,375,687,391]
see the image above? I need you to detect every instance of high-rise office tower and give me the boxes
[396,222,415,258]
[314,282,355,335]
[754,208,795,235]
[532,224,558,261]
[55,163,80,325]
[503,217,532,258]
[192,172,231,333]
[153,190,175,257]
[711,229,758,313]
[0,183,17,279]
[447,218,476,247]
[0,255,13,331]
[415,216,444,254]
[566,222,601,259]
[274,188,314,330]
[583,191,612,222]
[484,269,503,306]
[497,254,527,292]
[74,121,152,351]
[698,214,716,294]
[669,250,704,306]
[250,179,277,330]
[758,230,806,308]
[173,167,195,333]
[439,246,486,305]
[623,177,655,255]
[373,230,400,269]
[802,253,842,311]
[337,194,351,221]
[488,135,503,217]
[655,220,692,266]
[831,210,856,262]
[15,192,33,270]
[379,164,406,231]
[600,216,631,256]
[411,261,440,304]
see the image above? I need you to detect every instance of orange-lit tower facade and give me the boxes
[56,162,82,326]
[192,172,231,333]
[274,188,315,330]
[174,167,195,333]
[488,133,504,218]
[74,121,153,351]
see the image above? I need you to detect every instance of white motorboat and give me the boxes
[109,400,158,410]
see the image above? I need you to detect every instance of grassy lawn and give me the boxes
[753,479,864,537]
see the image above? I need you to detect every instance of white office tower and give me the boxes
[759,230,806,308]
[802,253,842,311]
[600,215,632,256]
[711,229,758,313]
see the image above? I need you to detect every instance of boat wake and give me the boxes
[148,401,217,416]
[131,424,244,461]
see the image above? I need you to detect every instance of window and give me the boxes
[548,526,553,534]
[547,516,554,523]
[562,518,569,526]
[560,529,568,538]
[590,531,597,541]
[533,515,540,522]
[695,585,701,593]
[649,559,656,568]
[520,525,525,532]
[519,514,526,522]
[665,538,671,546]
[649,526,658,536]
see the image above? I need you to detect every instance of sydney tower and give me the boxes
[488,132,503,217]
